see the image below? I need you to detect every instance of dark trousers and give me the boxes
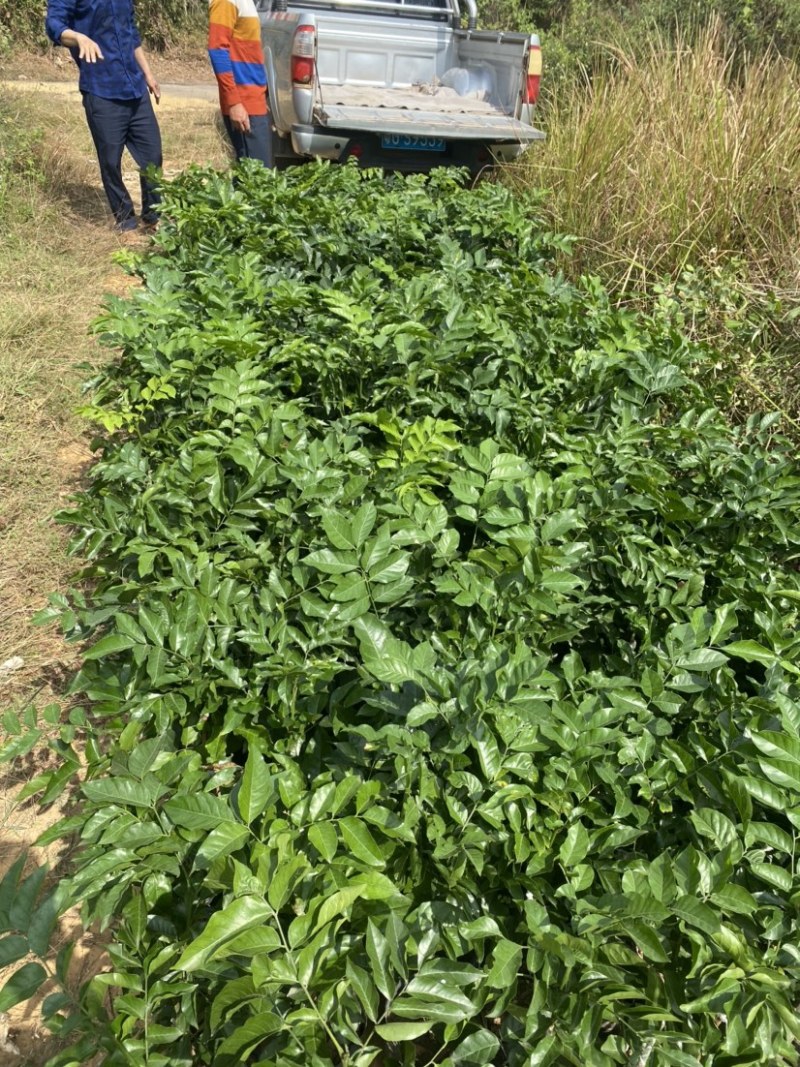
[223,113,274,168]
[82,92,163,230]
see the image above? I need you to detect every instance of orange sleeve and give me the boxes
[208,0,242,112]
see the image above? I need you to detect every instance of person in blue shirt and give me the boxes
[45,0,163,232]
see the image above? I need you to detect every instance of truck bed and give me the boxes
[318,83,498,113]
[318,104,542,141]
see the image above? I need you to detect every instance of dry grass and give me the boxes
[0,94,113,699]
[508,22,800,432]
[0,84,229,694]
[514,22,800,291]
[0,89,130,1066]
[0,81,228,1063]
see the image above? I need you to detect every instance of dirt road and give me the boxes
[0,79,218,106]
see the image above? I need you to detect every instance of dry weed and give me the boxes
[514,21,800,290]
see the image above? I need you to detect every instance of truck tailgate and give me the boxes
[316,104,544,142]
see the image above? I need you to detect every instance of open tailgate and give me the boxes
[314,104,545,142]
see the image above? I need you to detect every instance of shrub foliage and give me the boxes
[0,0,203,50]
[4,164,800,1066]
[512,0,800,55]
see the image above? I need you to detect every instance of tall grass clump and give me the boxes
[0,97,43,221]
[512,23,800,431]
[517,23,800,290]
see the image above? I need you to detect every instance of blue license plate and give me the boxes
[380,134,446,152]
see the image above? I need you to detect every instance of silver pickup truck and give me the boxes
[257,0,544,172]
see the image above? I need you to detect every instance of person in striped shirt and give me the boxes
[208,0,273,166]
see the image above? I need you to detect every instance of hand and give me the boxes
[147,75,161,104]
[229,103,251,134]
[64,31,104,61]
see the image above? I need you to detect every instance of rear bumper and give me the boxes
[290,124,538,170]
[291,127,349,159]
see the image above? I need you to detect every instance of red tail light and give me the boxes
[291,56,314,83]
[524,44,542,105]
[291,23,316,85]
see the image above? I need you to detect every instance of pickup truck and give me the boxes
[257,0,544,173]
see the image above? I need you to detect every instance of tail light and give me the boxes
[291,24,316,85]
[523,43,541,105]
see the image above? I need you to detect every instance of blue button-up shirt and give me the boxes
[45,0,146,100]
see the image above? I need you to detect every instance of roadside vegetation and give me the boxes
[518,25,800,288]
[0,85,227,709]
[0,92,116,700]
[0,0,205,52]
[0,85,119,1067]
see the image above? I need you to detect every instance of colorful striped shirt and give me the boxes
[208,0,268,116]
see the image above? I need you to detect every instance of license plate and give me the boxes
[380,134,446,152]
